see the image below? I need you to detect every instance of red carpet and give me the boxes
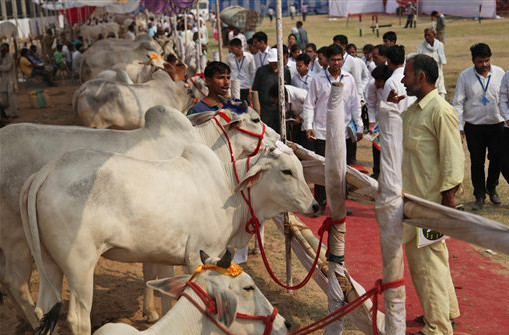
[297,201,509,335]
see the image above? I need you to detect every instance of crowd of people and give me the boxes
[187,14,508,335]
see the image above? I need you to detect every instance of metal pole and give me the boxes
[196,1,202,74]
[21,0,28,18]
[275,0,292,290]
[215,0,222,61]
[184,11,188,54]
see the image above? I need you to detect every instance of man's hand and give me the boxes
[294,115,303,124]
[441,185,460,208]
[368,122,376,132]
[387,89,406,104]
[356,133,363,142]
[306,129,316,140]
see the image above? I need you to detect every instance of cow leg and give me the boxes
[142,263,160,322]
[142,263,175,321]
[0,230,39,329]
[66,262,96,335]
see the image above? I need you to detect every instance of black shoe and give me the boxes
[472,196,484,211]
[488,192,501,205]
[370,173,379,180]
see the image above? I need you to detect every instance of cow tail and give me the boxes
[72,84,87,118]
[19,165,62,334]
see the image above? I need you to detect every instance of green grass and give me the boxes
[206,14,509,225]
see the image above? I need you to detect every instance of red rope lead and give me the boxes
[253,216,345,291]
[289,278,405,335]
[318,216,346,257]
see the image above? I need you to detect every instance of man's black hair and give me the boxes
[305,43,317,52]
[290,44,301,54]
[373,44,387,56]
[382,31,397,42]
[408,54,439,84]
[273,44,289,56]
[470,43,492,60]
[252,31,268,43]
[229,38,242,48]
[332,34,348,46]
[363,44,374,53]
[296,53,311,65]
[386,45,405,66]
[204,61,231,78]
[371,64,393,81]
[347,43,357,52]
[326,44,344,59]
[317,46,328,55]
[431,10,438,17]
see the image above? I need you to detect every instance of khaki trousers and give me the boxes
[405,239,460,335]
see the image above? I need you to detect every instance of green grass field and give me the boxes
[208,14,509,226]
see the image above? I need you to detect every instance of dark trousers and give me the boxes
[404,15,415,28]
[502,127,509,184]
[240,88,250,103]
[372,144,380,178]
[464,122,504,198]
[313,138,356,206]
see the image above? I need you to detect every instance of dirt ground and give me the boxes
[0,82,363,335]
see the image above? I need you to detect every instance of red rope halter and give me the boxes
[182,272,278,335]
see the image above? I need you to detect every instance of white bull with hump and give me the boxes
[79,36,173,83]
[0,105,273,329]
[94,251,290,335]
[73,70,205,129]
[21,143,318,335]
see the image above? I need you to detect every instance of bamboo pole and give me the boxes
[0,0,6,21]
[20,0,27,18]
[195,1,202,74]
[215,0,222,61]
[274,0,293,290]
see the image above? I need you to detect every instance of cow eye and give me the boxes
[282,169,293,176]
[243,285,255,291]
[252,117,260,123]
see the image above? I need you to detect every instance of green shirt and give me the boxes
[402,89,464,203]
[54,51,64,65]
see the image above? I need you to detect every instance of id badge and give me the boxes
[479,95,490,106]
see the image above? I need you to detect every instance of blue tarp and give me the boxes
[209,1,329,16]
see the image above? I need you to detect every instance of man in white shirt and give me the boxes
[452,43,505,210]
[305,43,321,74]
[379,45,417,115]
[302,44,363,209]
[362,44,376,72]
[333,35,364,100]
[291,53,314,91]
[227,38,256,102]
[252,31,270,69]
[498,71,509,200]
[269,84,308,145]
[365,44,388,179]
[416,28,447,97]
[228,27,247,50]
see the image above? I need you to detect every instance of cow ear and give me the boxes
[146,275,191,298]
[212,286,238,328]
[234,159,271,193]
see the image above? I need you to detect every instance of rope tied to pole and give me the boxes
[288,277,405,335]
[318,216,346,257]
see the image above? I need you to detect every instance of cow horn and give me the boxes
[199,250,210,264]
[217,249,233,269]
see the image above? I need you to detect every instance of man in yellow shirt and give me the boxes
[401,54,464,335]
[19,48,55,86]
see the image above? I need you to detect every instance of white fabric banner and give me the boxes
[420,0,496,18]
[385,0,496,18]
[329,0,384,17]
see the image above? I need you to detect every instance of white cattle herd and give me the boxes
[0,22,321,334]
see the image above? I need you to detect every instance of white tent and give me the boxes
[329,0,497,18]
[32,0,140,14]
[329,0,383,17]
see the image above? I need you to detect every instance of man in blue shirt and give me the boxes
[188,61,231,114]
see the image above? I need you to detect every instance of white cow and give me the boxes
[79,22,120,45]
[79,36,165,83]
[20,143,317,335]
[0,105,272,329]
[73,70,204,129]
[94,251,290,335]
[95,56,166,84]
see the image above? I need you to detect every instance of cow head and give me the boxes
[146,250,290,334]
[234,142,320,219]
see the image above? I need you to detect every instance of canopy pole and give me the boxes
[275,0,292,291]
[0,0,6,21]
[215,0,222,61]
[195,1,203,74]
